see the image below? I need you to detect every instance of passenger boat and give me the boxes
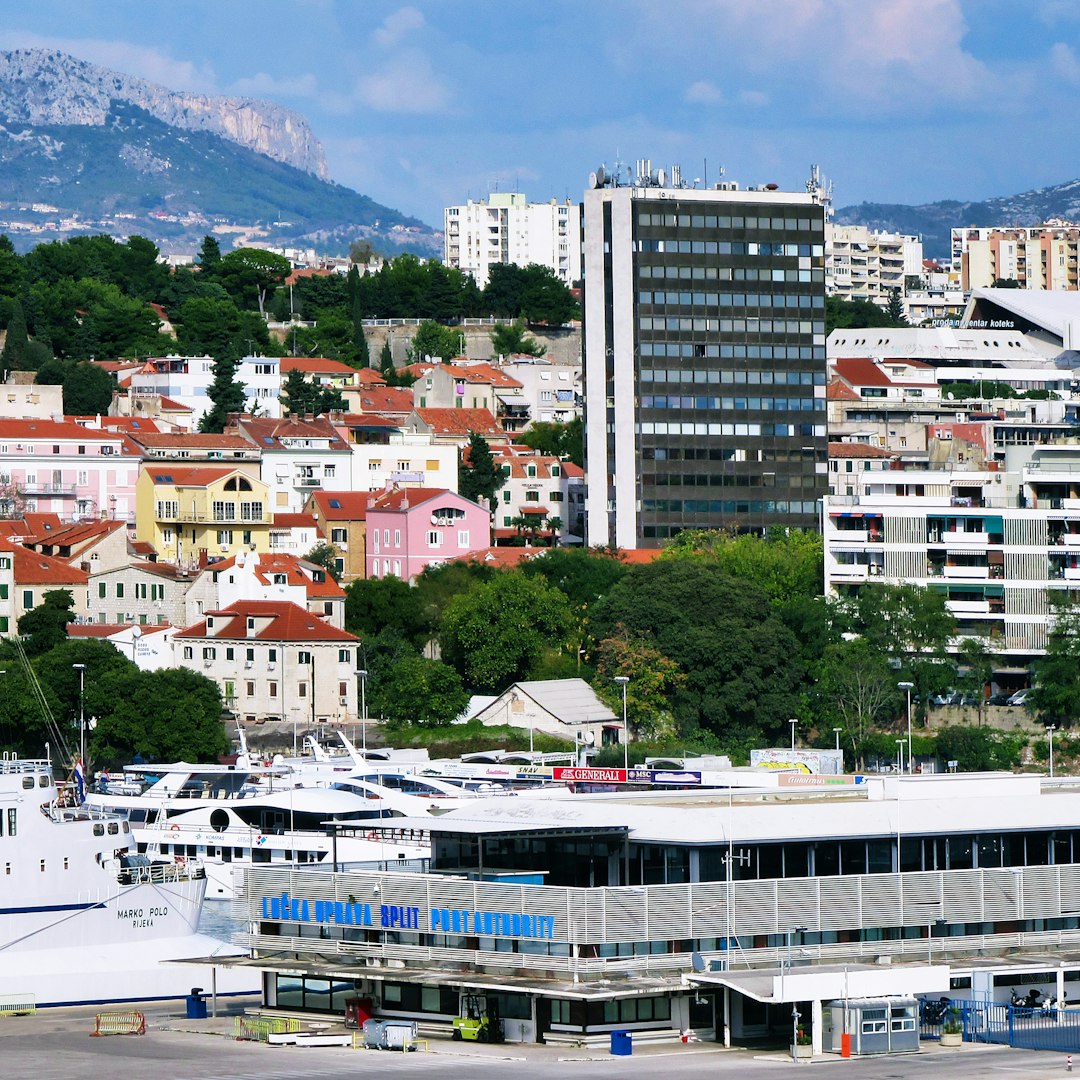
[87,762,433,901]
[0,755,257,1006]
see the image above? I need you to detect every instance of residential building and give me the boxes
[269,512,320,555]
[86,560,193,628]
[826,442,895,497]
[954,224,1080,291]
[583,165,828,547]
[334,426,458,496]
[500,358,583,424]
[412,362,531,433]
[173,599,359,725]
[238,354,282,417]
[492,448,574,545]
[135,465,272,568]
[227,415,353,514]
[0,418,137,524]
[279,356,361,391]
[126,355,216,426]
[306,491,371,581]
[825,223,923,306]
[342,385,415,422]
[125,431,261,475]
[444,192,581,288]
[68,622,176,669]
[0,377,63,419]
[0,544,90,634]
[184,549,345,629]
[21,519,131,574]
[366,487,490,581]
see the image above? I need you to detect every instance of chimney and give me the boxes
[290,413,300,426]
[198,547,209,569]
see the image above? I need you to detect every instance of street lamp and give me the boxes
[833,727,842,752]
[789,718,798,752]
[614,676,629,772]
[1047,724,1057,778]
[783,925,807,1063]
[898,681,914,774]
[72,663,86,769]
[895,738,906,775]
[357,669,368,755]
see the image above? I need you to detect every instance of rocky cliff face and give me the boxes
[0,48,328,178]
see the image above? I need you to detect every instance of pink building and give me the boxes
[0,419,139,525]
[366,487,490,581]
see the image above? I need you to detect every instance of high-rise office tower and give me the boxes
[582,162,829,548]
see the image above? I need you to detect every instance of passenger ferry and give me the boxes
[0,756,256,1006]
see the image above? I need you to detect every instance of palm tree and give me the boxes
[546,515,563,548]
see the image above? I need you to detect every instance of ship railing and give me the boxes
[116,861,206,886]
[42,799,122,823]
[0,758,51,774]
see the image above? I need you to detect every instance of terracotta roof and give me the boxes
[828,442,894,459]
[158,397,193,412]
[353,387,415,416]
[25,519,125,549]
[441,363,524,389]
[284,268,335,286]
[8,545,89,585]
[309,491,372,520]
[615,548,665,564]
[19,513,64,534]
[68,623,136,638]
[272,513,318,529]
[461,546,544,567]
[143,465,235,486]
[129,433,252,450]
[83,416,164,434]
[353,367,387,385]
[337,412,399,429]
[129,540,158,557]
[826,376,861,401]
[232,415,349,449]
[280,357,359,376]
[175,600,358,642]
[90,360,143,373]
[414,407,501,437]
[205,552,345,598]
[0,418,128,443]
[368,487,466,513]
[520,506,549,515]
[562,462,584,479]
[831,356,937,388]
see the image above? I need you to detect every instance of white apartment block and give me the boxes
[954,224,1080,291]
[348,433,458,493]
[823,445,1080,665]
[0,379,63,419]
[826,224,923,305]
[499,358,582,424]
[128,356,216,426]
[238,355,283,418]
[444,193,582,288]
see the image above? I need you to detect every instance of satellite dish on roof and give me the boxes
[596,164,607,186]
[588,172,598,190]
[656,168,667,187]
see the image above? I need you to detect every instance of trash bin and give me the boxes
[363,1019,386,1049]
[610,1030,632,1056]
[185,987,207,1020]
[383,1021,418,1051]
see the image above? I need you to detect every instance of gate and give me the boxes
[981,1004,1080,1053]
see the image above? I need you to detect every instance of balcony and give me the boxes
[831,564,869,581]
[294,474,322,488]
[942,530,989,547]
[21,482,76,496]
[942,564,990,579]
[946,599,991,614]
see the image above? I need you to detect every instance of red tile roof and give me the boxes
[25,519,126,550]
[143,465,236,486]
[461,546,544,567]
[414,407,501,437]
[828,442,894,459]
[353,367,387,385]
[175,600,358,642]
[0,418,129,443]
[231,415,350,450]
[19,513,64,534]
[562,462,584,479]
[441,363,524,389]
[352,387,415,416]
[272,512,318,529]
[826,376,861,401]
[309,491,372,520]
[129,432,252,450]
[831,357,936,388]
[280,357,359,377]
[8,545,89,585]
[368,487,471,513]
[205,551,345,598]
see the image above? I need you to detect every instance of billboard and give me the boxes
[750,748,844,775]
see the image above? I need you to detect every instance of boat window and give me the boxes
[38,775,49,787]
[21,777,33,789]
[93,823,104,836]
[107,823,119,835]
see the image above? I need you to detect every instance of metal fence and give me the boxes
[921,1000,1080,1053]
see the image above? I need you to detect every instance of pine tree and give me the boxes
[197,235,222,272]
[1,298,29,373]
[353,295,370,369]
[458,433,506,510]
[886,290,907,325]
[199,351,247,432]
[380,338,394,373]
[282,369,318,416]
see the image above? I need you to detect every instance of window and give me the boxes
[268,682,278,698]
[325,465,336,478]
[116,583,124,598]
[458,530,470,546]
[298,651,312,665]
[525,491,540,502]
[393,530,401,546]
[183,646,193,660]
[338,649,351,663]
[427,530,442,547]
[246,647,255,662]
[22,590,33,609]
[298,683,308,698]
[226,647,235,661]
[217,530,234,546]
[156,500,178,519]
[202,647,216,660]
[246,681,256,697]
[162,528,173,544]
[98,582,107,599]
[212,501,236,521]
[331,528,347,544]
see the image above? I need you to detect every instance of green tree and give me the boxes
[593,626,685,740]
[811,638,900,749]
[199,351,247,433]
[934,726,1024,772]
[36,359,115,414]
[197,235,222,273]
[518,264,579,325]
[216,248,291,316]
[440,571,574,691]
[825,295,906,333]
[379,338,394,374]
[304,541,342,582]
[414,561,495,634]
[885,290,907,325]
[1,297,30,372]
[956,636,996,726]
[407,319,462,363]
[374,655,468,727]
[517,417,584,467]
[345,575,428,649]
[590,560,804,748]
[1032,600,1080,727]
[174,297,271,358]
[521,547,629,607]
[18,589,76,656]
[353,305,371,369]
[89,667,228,766]
[458,432,506,510]
[490,318,545,358]
[282,368,320,416]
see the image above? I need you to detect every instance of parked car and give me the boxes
[987,692,1013,706]
[1007,688,1033,707]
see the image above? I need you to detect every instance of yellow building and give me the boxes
[136,465,272,567]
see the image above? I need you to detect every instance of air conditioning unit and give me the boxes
[267,664,276,672]
[244,661,253,669]
[339,696,348,706]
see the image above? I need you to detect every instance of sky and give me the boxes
[1,0,1080,229]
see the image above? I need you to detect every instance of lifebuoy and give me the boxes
[366,831,379,842]
[175,856,185,868]
[169,824,180,833]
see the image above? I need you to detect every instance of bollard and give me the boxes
[1067,1053,1072,1072]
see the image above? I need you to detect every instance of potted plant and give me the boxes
[940,1008,963,1047]
[791,1025,813,1059]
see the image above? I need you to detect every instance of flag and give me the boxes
[74,760,86,805]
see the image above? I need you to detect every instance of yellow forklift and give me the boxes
[451,994,504,1043]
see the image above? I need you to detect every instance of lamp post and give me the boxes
[898,681,914,774]
[783,925,807,1063]
[895,738,905,776]
[614,676,629,772]
[1047,724,1057,778]
[72,663,86,768]
[789,718,798,752]
[357,669,368,755]
[833,727,842,752]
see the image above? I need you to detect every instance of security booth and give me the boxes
[823,997,919,1056]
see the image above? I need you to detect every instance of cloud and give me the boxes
[373,7,426,49]
[229,72,320,100]
[355,53,450,114]
[0,30,217,92]
[685,80,724,106]
[1050,41,1080,86]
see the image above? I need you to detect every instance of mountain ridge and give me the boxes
[0,48,327,178]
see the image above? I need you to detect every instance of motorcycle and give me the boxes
[920,996,951,1025]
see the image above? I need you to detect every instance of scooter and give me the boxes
[921,997,951,1025]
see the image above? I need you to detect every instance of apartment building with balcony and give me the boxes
[413,362,531,434]
[825,224,923,305]
[954,224,1080,291]
[492,448,575,545]
[0,544,90,634]
[0,418,137,524]
[444,192,581,288]
[126,355,216,426]
[135,465,272,567]
[823,445,1080,665]
[227,415,353,514]
[173,599,358,726]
